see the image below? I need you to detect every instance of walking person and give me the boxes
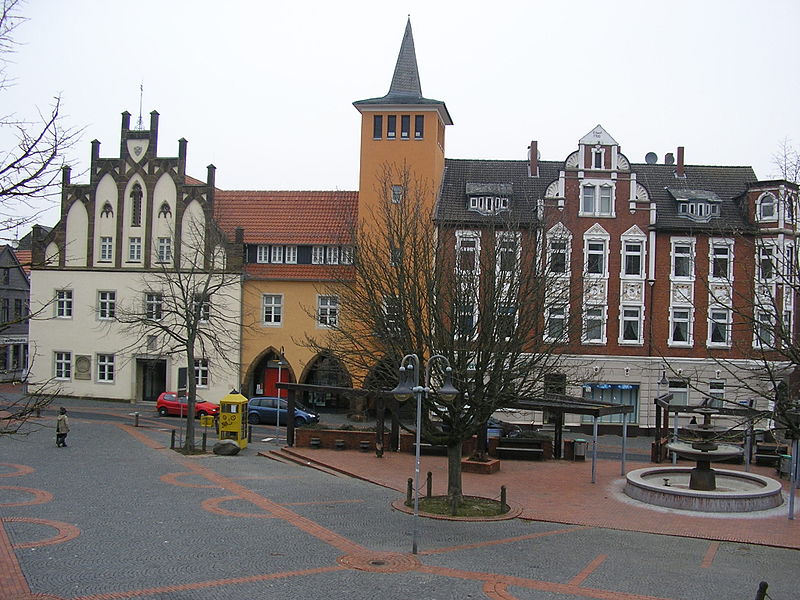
[56,407,70,447]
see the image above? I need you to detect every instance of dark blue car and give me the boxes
[247,396,320,427]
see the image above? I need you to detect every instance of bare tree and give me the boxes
[109,219,243,452]
[0,0,80,236]
[309,164,572,505]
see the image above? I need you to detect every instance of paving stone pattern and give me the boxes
[0,398,798,600]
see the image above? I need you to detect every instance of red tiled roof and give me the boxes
[244,263,354,282]
[13,250,31,275]
[214,190,358,245]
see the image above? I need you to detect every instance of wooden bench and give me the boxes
[496,446,544,461]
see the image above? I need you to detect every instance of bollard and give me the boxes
[426,471,432,497]
[248,424,252,444]
[34,406,41,418]
[406,477,413,506]
[170,430,176,449]
[130,412,139,427]
[202,432,207,452]
[500,485,507,514]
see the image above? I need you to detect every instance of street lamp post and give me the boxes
[275,347,285,439]
[390,353,459,555]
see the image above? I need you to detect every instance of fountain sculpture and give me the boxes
[625,407,784,512]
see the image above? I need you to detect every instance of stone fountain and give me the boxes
[625,407,784,512]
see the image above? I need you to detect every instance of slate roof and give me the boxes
[436,158,758,234]
[214,190,358,245]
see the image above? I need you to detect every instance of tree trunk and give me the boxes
[446,440,463,511]
[184,342,196,453]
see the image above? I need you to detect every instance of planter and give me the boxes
[461,457,500,474]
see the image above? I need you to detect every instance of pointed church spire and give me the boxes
[353,19,452,125]
[387,18,422,99]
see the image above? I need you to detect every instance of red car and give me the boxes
[156,392,220,418]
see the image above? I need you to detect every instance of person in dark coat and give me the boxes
[56,407,70,447]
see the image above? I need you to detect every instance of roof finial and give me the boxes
[135,82,144,131]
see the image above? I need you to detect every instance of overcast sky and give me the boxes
[4,0,799,229]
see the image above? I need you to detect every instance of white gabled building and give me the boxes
[28,111,242,404]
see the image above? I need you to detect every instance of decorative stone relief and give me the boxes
[617,154,630,171]
[622,281,643,302]
[709,284,732,304]
[635,183,650,202]
[544,181,560,198]
[565,151,579,169]
[584,279,607,302]
[126,139,149,162]
[672,283,693,304]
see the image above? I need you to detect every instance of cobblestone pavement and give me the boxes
[0,399,798,600]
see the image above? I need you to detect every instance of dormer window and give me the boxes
[670,190,722,222]
[468,195,509,215]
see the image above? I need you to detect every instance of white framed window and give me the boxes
[262,294,283,325]
[758,193,777,221]
[782,309,793,347]
[457,301,477,339]
[496,231,520,274]
[592,147,604,169]
[193,294,210,322]
[271,245,284,264]
[285,245,297,264]
[708,308,731,346]
[97,353,115,383]
[98,291,116,320]
[100,237,113,262]
[194,358,209,387]
[668,379,689,406]
[317,295,338,327]
[545,305,567,342]
[580,181,614,216]
[622,241,643,277]
[326,246,339,265]
[256,245,270,263]
[620,306,642,344]
[456,231,480,274]
[312,246,325,264]
[128,237,142,262]
[583,306,605,343]
[497,303,517,340]
[56,290,73,318]
[382,295,402,335]
[754,310,775,348]
[708,380,725,408]
[157,237,172,263]
[54,351,71,379]
[671,240,694,278]
[670,308,692,345]
[758,244,775,281]
[585,240,607,276]
[145,293,163,321]
[391,185,403,203]
[340,246,353,265]
[710,242,732,280]
[548,239,568,274]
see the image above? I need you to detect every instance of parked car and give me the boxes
[156,392,220,418]
[487,416,522,438]
[247,396,320,427]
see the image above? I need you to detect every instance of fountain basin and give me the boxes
[625,467,783,512]
[666,441,743,463]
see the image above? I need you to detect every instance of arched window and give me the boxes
[130,183,143,227]
[100,202,113,218]
[758,193,777,221]
[158,201,172,218]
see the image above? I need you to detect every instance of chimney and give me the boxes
[178,138,188,176]
[676,146,685,177]
[207,164,216,189]
[529,141,538,177]
[121,111,131,131]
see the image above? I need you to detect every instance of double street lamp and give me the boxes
[390,353,459,554]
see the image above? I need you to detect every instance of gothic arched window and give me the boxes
[130,183,143,227]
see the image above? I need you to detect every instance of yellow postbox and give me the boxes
[217,392,249,449]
